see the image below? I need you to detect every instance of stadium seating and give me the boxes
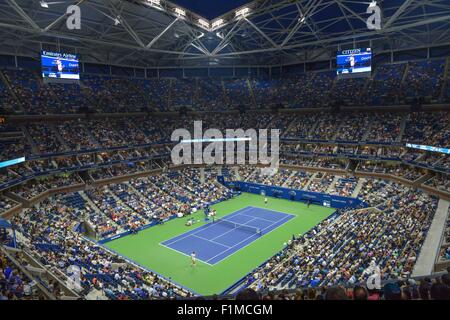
[2,163,447,300]
[1,58,449,114]
[0,57,449,301]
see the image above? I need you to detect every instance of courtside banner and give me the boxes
[219,179,366,209]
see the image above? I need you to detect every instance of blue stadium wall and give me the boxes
[217,177,367,209]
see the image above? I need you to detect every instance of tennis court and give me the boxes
[161,206,295,265]
[104,193,335,295]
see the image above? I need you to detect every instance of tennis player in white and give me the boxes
[56,58,63,72]
[349,55,355,73]
[191,251,197,267]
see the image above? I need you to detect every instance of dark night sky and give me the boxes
[170,0,253,19]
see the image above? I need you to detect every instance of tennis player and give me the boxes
[191,251,197,267]
[349,54,355,73]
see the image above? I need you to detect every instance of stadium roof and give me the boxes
[170,0,253,20]
[0,0,449,68]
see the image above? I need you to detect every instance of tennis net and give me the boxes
[213,217,262,236]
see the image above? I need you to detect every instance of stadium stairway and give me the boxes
[282,121,300,139]
[220,79,231,107]
[233,167,244,181]
[125,181,142,196]
[86,288,108,300]
[167,79,174,111]
[178,169,201,189]
[258,208,369,291]
[282,171,299,188]
[351,178,366,198]
[362,76,371,92]
[401,62,410,87]
[84,125,101,147]
[21,246,81,300]
[412,199,450,277]
[49,123,69,150]
[331,120,345,141]
[360,121,374,142]
[415,172,434,186]
[440,57,450,100]
[126,118,150,144]
[397,115,407,142]
[303,172,317,190]
[161,173,197,200]
[328,77,338,100]
[106,186,150,224]
[246,79,258,109]
[1,246,57,299]
[326,176,341,194]
[246,167,265,183]
[306,121,320,139]
[79,191,123,232]
[20,125,39,154]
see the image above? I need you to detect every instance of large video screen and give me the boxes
[41,51,80,80]
[336,48,372,75]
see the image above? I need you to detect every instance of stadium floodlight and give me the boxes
[369,1,377,8]
[212,19,224,29]
[198,19,210,29]
[299,16,306,23]
[174,7,186,17]
[235,7,250,18]
[39,1,66,8]
[146,0,163,10]
[147,0,160,5]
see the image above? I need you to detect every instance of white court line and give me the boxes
[161,206,255,246]
[158,243,214,266]
[210,217,260,241]
[237,213,280,224]
[248,205,297,217]
[207,214,295,264]
[206,214,294,264]
[162,208,262,264]
[160,206,293,265]
[191,234,231,249]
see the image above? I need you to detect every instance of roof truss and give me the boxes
[0,0,449,67]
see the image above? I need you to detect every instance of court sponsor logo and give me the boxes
[171,121,279,175]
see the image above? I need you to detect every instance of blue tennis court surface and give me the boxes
[160,206,295,265]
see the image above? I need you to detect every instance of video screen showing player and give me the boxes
[41,51,80,80]
[336,48,372,75]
